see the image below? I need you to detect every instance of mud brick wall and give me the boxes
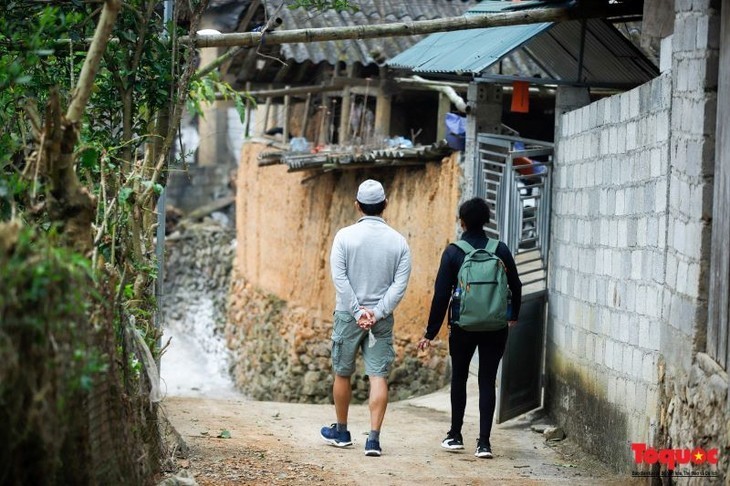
[227,143,462,402]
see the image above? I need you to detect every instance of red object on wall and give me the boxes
[513,156,536,176]
[511,81,529,113]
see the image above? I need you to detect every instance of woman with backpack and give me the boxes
[417,197,522,458]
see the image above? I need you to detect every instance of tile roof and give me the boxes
[227,0,479,83]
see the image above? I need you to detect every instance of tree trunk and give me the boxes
[43,0,122,255]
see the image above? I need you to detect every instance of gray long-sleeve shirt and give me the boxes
[330,216,412,322]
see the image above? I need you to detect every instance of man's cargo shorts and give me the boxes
[331,311,395,377]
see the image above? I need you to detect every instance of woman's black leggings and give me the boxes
[448,324,509,443]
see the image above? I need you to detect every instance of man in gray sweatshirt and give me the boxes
[320,179,412,457]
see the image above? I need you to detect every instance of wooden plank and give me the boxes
[436,92,452,141]
[708,5,730,369]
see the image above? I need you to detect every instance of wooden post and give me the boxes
[375,67,391,142]
[315,105,326,146]
[338,65,355,145]
[302,93,312,139]
[374,87,391,143]
[261,84,272,135]
[283,85,291,142]
[436,92,452,141]
[244,81,252,138]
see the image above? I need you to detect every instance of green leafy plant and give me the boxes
[187,71,254,123]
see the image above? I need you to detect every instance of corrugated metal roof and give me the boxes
[522,19,658,85]
[386,0,658,87]
[387,23,551,74]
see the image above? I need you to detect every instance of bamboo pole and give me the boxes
[181,4,639,48]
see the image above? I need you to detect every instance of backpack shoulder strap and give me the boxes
[452,240,475,254]
[485,238,499,254]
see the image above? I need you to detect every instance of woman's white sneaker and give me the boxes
[441,431,464,451]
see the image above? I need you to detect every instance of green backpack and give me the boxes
[451,239,509,331]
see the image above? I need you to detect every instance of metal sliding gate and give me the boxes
[474,133,553,424]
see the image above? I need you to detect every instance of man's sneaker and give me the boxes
[320,424,353,447]
[441,431,464,451]
[364,438,382,457]
[475,439,493,458]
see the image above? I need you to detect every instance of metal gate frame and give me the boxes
[474,133,553,423]
[475,133,553,283]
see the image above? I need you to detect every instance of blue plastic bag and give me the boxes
[445,113,466,151]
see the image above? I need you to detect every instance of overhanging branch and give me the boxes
[181,3,640,49]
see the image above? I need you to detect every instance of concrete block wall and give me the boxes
[660,1,728,482]
[548,74,672,470]
[548,1,727,479]
[661,0,718,368]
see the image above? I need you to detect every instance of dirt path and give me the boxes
[162,381,637,485]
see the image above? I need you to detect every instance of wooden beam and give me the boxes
[234,82,345,100]
[182,4,642,48]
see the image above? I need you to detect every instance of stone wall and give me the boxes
[162,221,235,363]
[548,75,672,470]
[227,142,462,402]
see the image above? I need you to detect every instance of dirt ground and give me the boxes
[161,380,640,485]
